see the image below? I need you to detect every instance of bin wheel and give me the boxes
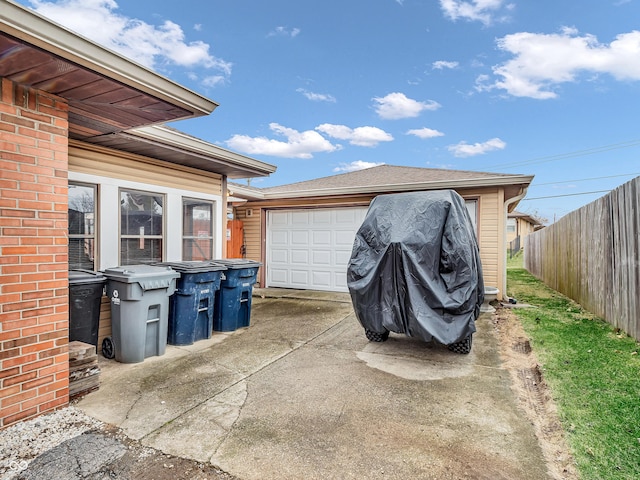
[447,335,473,354]
[102,337,115,359]
[365,329,389,342]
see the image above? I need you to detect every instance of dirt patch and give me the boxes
[492,305,579,480]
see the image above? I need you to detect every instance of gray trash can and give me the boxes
[103,265,180,363]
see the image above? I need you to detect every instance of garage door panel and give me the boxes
[312,250,331,265]
[312,210,331,223]
[335,250,352,264]
[334,272,348,290]
[290,250,309,264]
[291,211,309,225]
[335,229,357,245]
[267,207,368,292]
[270,230,288,245]
[270,269,289,283]
[270,211,289,225]
[335,209,359,223]
[271,249,289,263]
[290,270,310,285]
[312,230,331,246]
[291,231,309,245]
[312,271,331,287]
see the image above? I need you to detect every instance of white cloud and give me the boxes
[29,0,231,82]
[447,137,506,157]
[439,0,513,26]
[201,75,226,88]
[407,127,445,139]
[333,160,385,173]
[267,26,301,38]
[478,28,640,99]
[426,161,456,169]
[316,124,394,147]
[296,89,336,103]
[225,123,339,159]
[432,60,459,70]
[372,92,441,120]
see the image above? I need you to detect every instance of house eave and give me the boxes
[0,0,217,117]
[121,126,277,178]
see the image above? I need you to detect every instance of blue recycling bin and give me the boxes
[157,261,226,345]
[213,259,262,332]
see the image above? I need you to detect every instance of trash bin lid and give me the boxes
[102,264,180,282]
[213,259,262,269]
[69,269,106,285]
[154,261,227,273]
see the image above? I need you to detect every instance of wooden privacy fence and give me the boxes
[524,176,640,341]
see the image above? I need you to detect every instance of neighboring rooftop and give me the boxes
[509,210,545,227]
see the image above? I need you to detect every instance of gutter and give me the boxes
[259,175,535,199]
[227,183,266,200]
[0,0,217,116]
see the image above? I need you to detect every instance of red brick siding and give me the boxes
[0,78,70,429]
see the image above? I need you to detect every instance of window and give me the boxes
[68,183,96,270]
[182,198,214,261]
[464,199,478,231]
[507,218,516,233]
[120,189,164,264]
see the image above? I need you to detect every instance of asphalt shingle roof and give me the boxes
[259,164,526,194]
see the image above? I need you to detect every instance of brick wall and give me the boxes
[0,78,70,428]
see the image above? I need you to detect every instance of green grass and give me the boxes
[506,249,524,270]
[507,267,640,480]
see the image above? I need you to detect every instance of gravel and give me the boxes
[0,406,103,480]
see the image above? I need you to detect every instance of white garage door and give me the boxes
[267,207,369,292]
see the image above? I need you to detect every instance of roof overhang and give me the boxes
[0,0,217,140]
[230,175,535,201]
[87,125,276,178]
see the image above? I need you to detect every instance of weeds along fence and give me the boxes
[524,176,640,341]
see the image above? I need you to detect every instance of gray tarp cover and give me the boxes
[347,190,484,345]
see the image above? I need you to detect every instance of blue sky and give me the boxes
[17,0,640,224]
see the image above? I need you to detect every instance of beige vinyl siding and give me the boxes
[69,141,223,195]
[459,187,502,294]
[235,205,262,263]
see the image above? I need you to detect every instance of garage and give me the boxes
[266,207,368,292]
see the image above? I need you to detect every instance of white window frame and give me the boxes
[68,171,223,270]
[68,181,98,270]
[182,197,215,261]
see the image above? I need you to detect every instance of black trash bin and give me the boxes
[213,259,261,332]
[156,261,226,345]
[68,269,106,348]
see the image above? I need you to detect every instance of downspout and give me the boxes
[502,187,529,301]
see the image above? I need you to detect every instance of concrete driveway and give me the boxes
[77,288,551,480]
